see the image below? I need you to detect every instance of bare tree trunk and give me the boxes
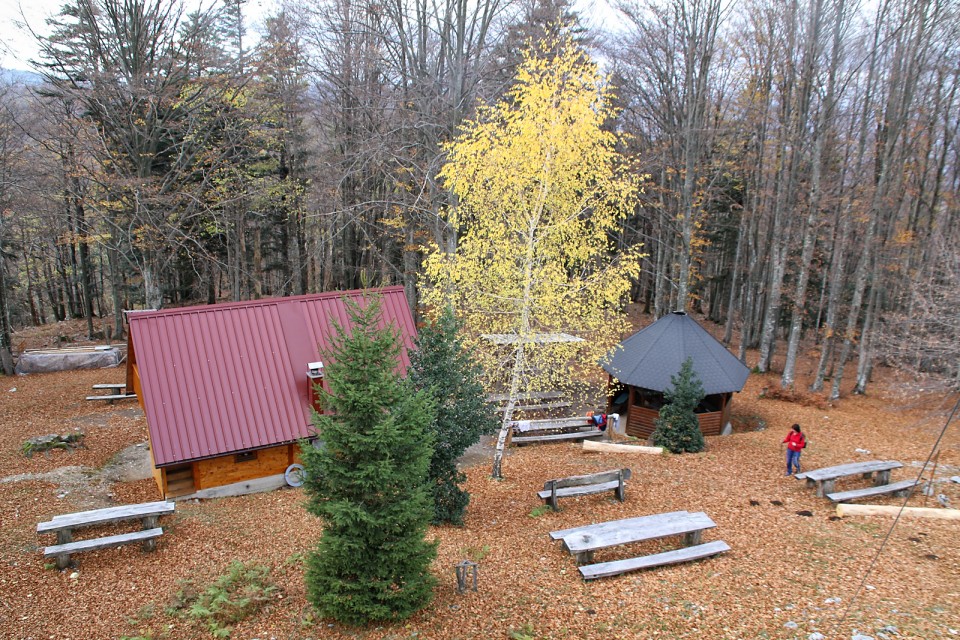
[811,201,851,392]
[107,245,125,339]
[782,0,841,388]
[723,212,746,345]
[853,283,880,393]
[0,261,14,375]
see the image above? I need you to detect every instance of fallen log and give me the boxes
[583,440,664,455]
[835,504,960,520]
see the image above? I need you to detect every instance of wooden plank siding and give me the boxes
[153,443,303,499]
[625,406,724,439]
[194,444,294,490]
[130,364,146,413]
[626,406,658,439]
[149,446,164,498]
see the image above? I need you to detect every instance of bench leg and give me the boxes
[862,471,874,480]
[874,470,891,486]
[817,480,835,498]
[616,474,626,502]
[684,530,702,546]
[574,550,594,566]
[142,538,158,552]
[56,530,73,546]
[56,553,71,570]
[546,482,559,511]
[806,478,817,489]
[142,515,158,529]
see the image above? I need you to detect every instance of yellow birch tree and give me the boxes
[421,33,644,478]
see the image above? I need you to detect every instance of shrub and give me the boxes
[652,357,706,454]
[165,561,278,638]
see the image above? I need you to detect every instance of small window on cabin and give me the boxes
[235,451,258,463]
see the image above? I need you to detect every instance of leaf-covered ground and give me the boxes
[1,325,958,639]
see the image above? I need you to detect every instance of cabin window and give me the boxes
[635,390,665,410]
[235,451,258,463]
[695,395,722,413]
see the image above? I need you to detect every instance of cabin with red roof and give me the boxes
[124,287,416,499]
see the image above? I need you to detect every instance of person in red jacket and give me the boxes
[783,423,806,476]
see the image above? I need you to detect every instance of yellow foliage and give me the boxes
[421,33,644,397]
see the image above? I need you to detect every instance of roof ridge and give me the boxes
[127,286,405,321]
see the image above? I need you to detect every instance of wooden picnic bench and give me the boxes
[509,416,606,446]
[537,468,631,511]
[826,479,919,503]
[796,460,903,497]
[37,501,174,569]
[550,510,729,579]
[489,391,572,413]
[86,383,136,404]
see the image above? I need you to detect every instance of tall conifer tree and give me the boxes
[409,307,497,525]
[300,296,438,625]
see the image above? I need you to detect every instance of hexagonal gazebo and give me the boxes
[602,312,750,440]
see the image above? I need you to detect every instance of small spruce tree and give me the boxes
[409,307,498,525]
[651,357,706,454]
[300,296,438,625]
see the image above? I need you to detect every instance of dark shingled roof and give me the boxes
[602,312,750,395]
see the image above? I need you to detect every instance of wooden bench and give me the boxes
[537,469,631,511]
[797,460,903,497]
[92,383,127,392]
[509,416,604,446]
[579,540,731,580]
[490,391,572,414]
[85,394,138,404]
[553,511,722,566]
[826,479,919,503]
[37,501,175,569]
[86,383,135,404]
[44,529,164,568]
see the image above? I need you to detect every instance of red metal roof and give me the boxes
[127,287,417,467]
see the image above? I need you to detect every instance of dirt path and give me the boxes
[0,441,152,510]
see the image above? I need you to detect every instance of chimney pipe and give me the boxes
[307,361,324,413]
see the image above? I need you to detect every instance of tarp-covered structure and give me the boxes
[602,311,749,439]
[15,347,121,375]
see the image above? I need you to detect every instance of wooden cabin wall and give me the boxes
[624,387,729,439]
[194,444,293,490]
[149,447,164,497]
[153,443,303,498]
[131,365,145,412]
[625,406,724,438]
[626,405,658,438]
[721,393,732,429]
[697,412,723,436]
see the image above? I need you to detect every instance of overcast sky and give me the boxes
[0,0,279,71]
[1,0,622,73]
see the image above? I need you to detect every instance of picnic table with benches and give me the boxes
[37,501,174,569]
[550,510,730,580]
[538,468,631,511]
[508,415,613,446]
[488,391,572,413]
[86,383,137,404]
[796,460,903,498]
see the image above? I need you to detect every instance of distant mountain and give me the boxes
[0,68,43,86]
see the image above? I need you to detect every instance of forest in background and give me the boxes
[0,0,957,396]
